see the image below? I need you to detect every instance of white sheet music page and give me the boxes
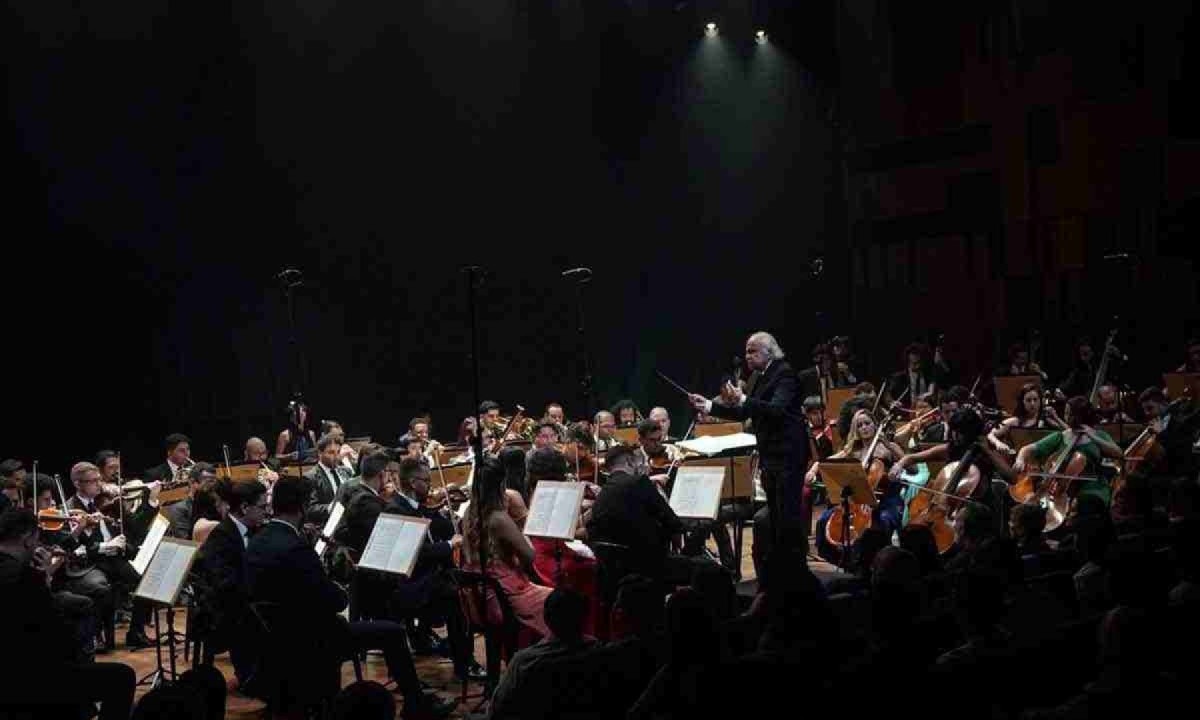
[314,502,345,556]
[132,514,171,576]
[135,538,199,605]
[524,481,584,540]
[358,514,429,577]
[669,466,726,519]
[676,432,757,457]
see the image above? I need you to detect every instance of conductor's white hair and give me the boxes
[748,331,785,360]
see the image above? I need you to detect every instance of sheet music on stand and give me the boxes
[132,514,171,576]
[358,514,429,577]
[134,538,200,606]
[676,432,757,457]
[314,502,345,557]
[524,481,585,540]
[669,465,726,520]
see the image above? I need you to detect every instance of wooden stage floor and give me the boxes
[109,525,838,718]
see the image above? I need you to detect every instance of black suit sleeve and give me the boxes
[641,478,684,536]
[714,364,798,423]
[287,540,347,615]
[304,470,334,525]
[342,495,384,554]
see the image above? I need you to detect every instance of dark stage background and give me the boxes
[6,1,1200,475]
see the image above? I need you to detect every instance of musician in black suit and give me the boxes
[305,433,351,526]
[247,476,453,718]
[886,342,950,407]
[143,433,194,485]
[690,331,809,561]
[196,479,270,688]
[66,461,153,649]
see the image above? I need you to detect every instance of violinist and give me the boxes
[195,478,270,690]
[637,418,678,493]
[809,409,906,562]
[165,462,217,540]
[1014,396,1122,505]
[648,406,676,442]
[987,382,1067,455]
[918,386,971,444]
[1,458,27,508]
[383,456,484,682]
[1095,384,1135,424]
[0,509,136,720]
[594,410,620,452]
[804,396,837,461]
[66,461,154,650]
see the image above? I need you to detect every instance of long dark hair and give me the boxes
[1012,382,1042,423]
[464,457,506,560]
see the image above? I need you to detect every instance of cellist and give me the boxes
[1014,396,1122,505]
[808,409,905,563]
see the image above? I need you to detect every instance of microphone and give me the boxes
[561,267,593,280]
[1103,252,1132,261]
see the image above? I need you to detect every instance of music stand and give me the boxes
[994,375,1042,408]
[826,387,856,426]
[1008,427,1057,452]
[818,460,876,574]
[692,421,743,438]
[1163,373,1200,402]
[133,538,201,689]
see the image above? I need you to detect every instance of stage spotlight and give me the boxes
[755,30,767,42]
[705,22,718,36]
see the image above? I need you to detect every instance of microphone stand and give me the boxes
[566,270,596,419]
[278,268,306,402]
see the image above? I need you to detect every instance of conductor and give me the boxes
[689,331,808,565]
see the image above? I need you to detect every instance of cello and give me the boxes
[905,443,987,554]
[824,406,897,549]
[1009,431,1088,532]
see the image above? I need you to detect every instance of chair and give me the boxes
[451,568,521,711]
[249,601,362,718]
[590,541,633,607]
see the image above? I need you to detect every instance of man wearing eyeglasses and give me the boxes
[196,479,271,693]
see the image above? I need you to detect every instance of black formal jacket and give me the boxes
[386,495,456,575]
[587,471,684,579]
[0,553,78,669]
[304,463,351,526]
[144,461,184,484]
[710,358,807,469]
[337,487,387,555]
[195,516,255,646]
[247,519,346,617]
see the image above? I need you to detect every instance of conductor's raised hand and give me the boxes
[688,393,710,412]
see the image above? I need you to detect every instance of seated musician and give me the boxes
[648,406,676,442]
[461,458,553,638]
[997,341,1048,380]
[66,461,154,650]
[798,342,855,400]
[1095,384,1135,424]
[809,409,906,561]
[837,382,878,441]
[611,398,642,428]
[593,410,620,452]
[95,450,162,549]
[525,447,603,635]
[1057,337,1123,400]
[1128,387,1200,503]
[530,420,559,454]
[987,382,1067,455]
[894,409,1017,502]
[196,479,270,691]
[26,477,105,655]
[246,476,454,718]
[886,343,945,408]
[165,462,218,540]
[1175,338,1200,373]
[275,400,318,461]
[903,385,969,445]
[1014,396,1123,505]
[390,457,481,676]
[144,432,194,485]
[588,444,710,588]
[322,420,360,471]
[304,433,351,527]
[1,458,27,508]
[400,416,443,463]
[243,437,281,484]
[0,509,136,720]
[545,402,569,440]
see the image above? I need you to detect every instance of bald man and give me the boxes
[244,438,281,483]
[594,411,619,452]
[648,407,676,442]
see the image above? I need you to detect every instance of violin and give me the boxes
[37,508,89,533]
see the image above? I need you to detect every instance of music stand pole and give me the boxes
[571,276,596,418]
[840,487,853,574]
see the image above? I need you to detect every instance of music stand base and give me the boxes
[136,604,181,689]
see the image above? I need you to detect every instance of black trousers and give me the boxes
[391,571,472,676]
[344,619,422,699]
[6,661,135,720]
[66,558,151,643]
